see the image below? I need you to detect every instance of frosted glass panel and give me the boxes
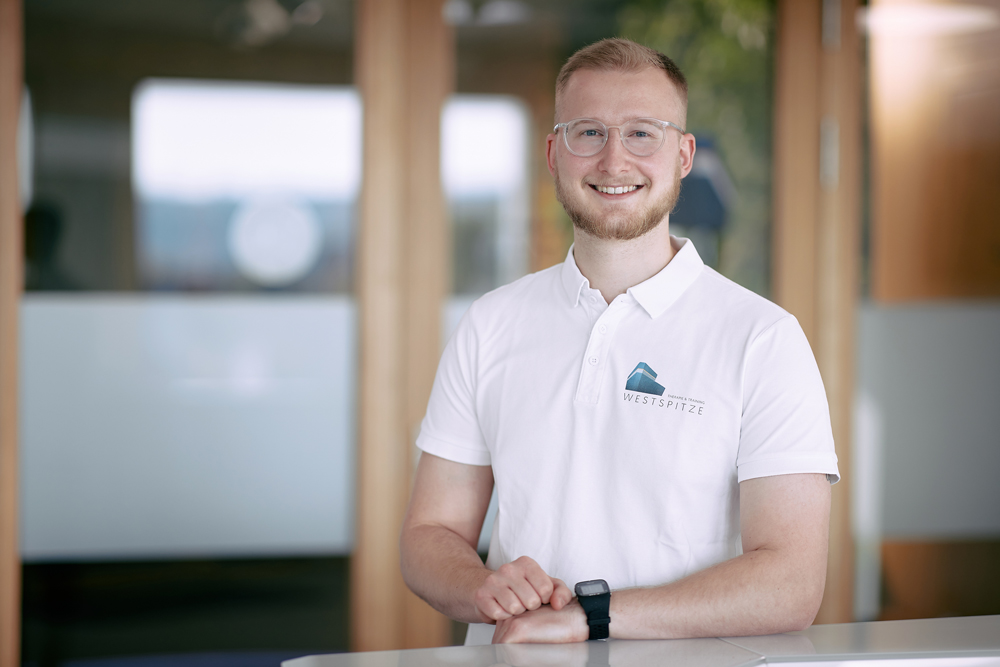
[20,295,355,561]
[856,301,1000,540]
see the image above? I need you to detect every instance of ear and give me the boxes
[678,133,696,178]
[546,133,558,177]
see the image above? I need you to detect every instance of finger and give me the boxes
[522,566,556,606]
[475,588,514,621]
[480,600,513,622]
[507,556,554,607]
[507,574,544,612]
[493,583,529,616]
[493,561,541,613]
[549,578,574,610]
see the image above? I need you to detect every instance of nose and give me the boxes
[597,127,631,173]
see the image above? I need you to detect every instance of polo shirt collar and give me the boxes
[628,236,705,318]
[560,236,705,318]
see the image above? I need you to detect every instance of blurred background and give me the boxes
[0,0,998,664]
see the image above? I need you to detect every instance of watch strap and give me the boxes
[578,591,611,640]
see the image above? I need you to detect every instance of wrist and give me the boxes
[470,567,502,625]
[565,598,591,642]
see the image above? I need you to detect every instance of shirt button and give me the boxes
[599,324,607,334]
[589,356,598,365]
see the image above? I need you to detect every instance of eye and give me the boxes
[625,123,662,142]
[580,128,604,137]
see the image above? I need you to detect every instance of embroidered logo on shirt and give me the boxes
[625,362,666,396]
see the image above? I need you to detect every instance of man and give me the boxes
[400,38,839,645]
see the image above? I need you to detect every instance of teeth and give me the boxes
[596,185,638,194]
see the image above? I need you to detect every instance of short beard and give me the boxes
[555,170,681,242]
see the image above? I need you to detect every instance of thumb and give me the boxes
[549,578,574,610]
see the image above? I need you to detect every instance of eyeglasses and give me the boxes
[553,118,686,157]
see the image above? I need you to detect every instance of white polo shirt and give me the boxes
[416,237,839,644]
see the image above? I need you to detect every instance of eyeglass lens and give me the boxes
[564,119,666,157]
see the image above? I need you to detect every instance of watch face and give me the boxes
[576,579,610,597]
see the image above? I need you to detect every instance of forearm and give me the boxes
[610,547,826,639]
[400,522,492,624]
[493,475,832,644]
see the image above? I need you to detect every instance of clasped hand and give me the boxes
[474,555,572,621]
[474,556,589,644]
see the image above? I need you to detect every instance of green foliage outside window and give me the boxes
[619,0,775,297]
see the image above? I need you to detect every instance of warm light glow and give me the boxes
[860,3,1000,35]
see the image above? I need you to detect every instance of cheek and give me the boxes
[557,159,591,185]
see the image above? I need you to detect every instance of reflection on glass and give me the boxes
[490,637,764,667]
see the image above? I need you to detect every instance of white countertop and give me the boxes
[283,615,1000,667]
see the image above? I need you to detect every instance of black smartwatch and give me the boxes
[575,579,611,640]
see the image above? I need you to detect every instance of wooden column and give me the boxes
[0,0,22,664]
[773,0,861,623]
[352,0,454,651]
[400,0,455,650]
[773,0,822,340]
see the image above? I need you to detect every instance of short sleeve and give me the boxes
[736,315,840,483]
[415,307,492,466]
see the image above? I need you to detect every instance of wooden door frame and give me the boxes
[0,0,24,663]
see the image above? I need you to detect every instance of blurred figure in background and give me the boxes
[24,201,79,291]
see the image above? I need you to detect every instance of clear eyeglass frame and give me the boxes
[553,117,686,158]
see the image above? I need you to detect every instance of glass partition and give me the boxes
[22,0,359,660]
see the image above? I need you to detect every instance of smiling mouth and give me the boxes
[590,184,642,195]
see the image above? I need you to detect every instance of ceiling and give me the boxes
[24,0,624,54]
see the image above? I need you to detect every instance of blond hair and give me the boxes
[556,38,688,110]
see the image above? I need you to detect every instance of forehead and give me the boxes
[557,67,683,124]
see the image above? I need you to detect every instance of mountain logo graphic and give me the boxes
[625,362,665,396]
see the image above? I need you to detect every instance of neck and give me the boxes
[572,219,676,304]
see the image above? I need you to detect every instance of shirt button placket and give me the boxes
[578,309,613,403]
